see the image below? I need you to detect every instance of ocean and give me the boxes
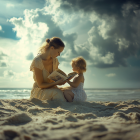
[0,88,140,102]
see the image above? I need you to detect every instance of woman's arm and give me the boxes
[34,67,64,89]
[66,75,82,88]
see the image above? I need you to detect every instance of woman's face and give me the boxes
[50,46,64,58]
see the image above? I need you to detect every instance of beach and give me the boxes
[0,98,140,140]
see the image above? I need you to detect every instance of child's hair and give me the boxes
[71,56,87,73]
[38,37,65,54]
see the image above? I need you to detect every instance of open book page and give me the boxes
[48,69,77,82]
[48,71,67,82]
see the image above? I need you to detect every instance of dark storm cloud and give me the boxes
[58,0,140,68]
[59,0,140,17]
[33,11,77,61]
[87,24,139,68]
[26,52,34,60]
[74,42,90,60]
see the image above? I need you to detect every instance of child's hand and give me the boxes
[66,79,70,83]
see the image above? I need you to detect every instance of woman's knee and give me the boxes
[54,88,63,94]
[53,88,66,101]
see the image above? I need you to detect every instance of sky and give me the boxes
[0,0,140,88]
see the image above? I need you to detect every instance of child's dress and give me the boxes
[71,75,87,102]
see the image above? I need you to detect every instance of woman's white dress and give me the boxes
[30,55,66,101]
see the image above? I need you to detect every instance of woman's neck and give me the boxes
[40,51,51,61]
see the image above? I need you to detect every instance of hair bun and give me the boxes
[46,39,50,43]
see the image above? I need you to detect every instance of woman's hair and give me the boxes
[38,37,65,54]
[71,56,87,73]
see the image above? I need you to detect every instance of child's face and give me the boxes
[72,63,79,73]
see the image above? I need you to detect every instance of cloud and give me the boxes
[9,8,78,63]
[74,42,90,60]
[44,0,140,68]
[4,70,14,78]
[0,25,4,33]
[9,0,138,69]
[6,3,15,8]
[0,39,23,69]
[6,0,140,70]
[59,0,140,16]
[0,50,7,60]
[73,10,140,68]
[0,0,140,87]
[8,10,49,60]
[91,12,140,67]
[0,62,7,67]
[106,73,116,77]
[3,69,32,81]
[0,0,46,26]
[26,52,34,60]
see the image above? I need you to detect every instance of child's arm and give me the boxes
[67,75,75,81]
[66,75,83,88]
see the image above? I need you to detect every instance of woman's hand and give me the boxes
[57,81,67,85]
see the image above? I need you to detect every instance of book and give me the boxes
[48,69,77,82]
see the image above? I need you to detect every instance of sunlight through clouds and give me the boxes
[8,10,49,60]
[3,69,33,82]
[0,26,2,31]
[6,3,15,8]
[0,0,140,88]
[106,73,116,77]
[0,25,4,33]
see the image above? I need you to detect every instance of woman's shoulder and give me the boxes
[31,55,43,65]
[30,55,43,71]
[33,55,41,62]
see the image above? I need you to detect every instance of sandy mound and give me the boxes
[0,98,140,140]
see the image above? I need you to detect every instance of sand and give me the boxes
[0,98,140,140]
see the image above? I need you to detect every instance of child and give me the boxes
[63,56,87,102]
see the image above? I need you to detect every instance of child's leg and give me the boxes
[63,90,74,102]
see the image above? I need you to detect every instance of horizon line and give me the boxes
[0,87,140,90]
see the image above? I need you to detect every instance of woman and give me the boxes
[30,37,66,101]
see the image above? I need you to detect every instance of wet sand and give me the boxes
[0,98,140,140]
